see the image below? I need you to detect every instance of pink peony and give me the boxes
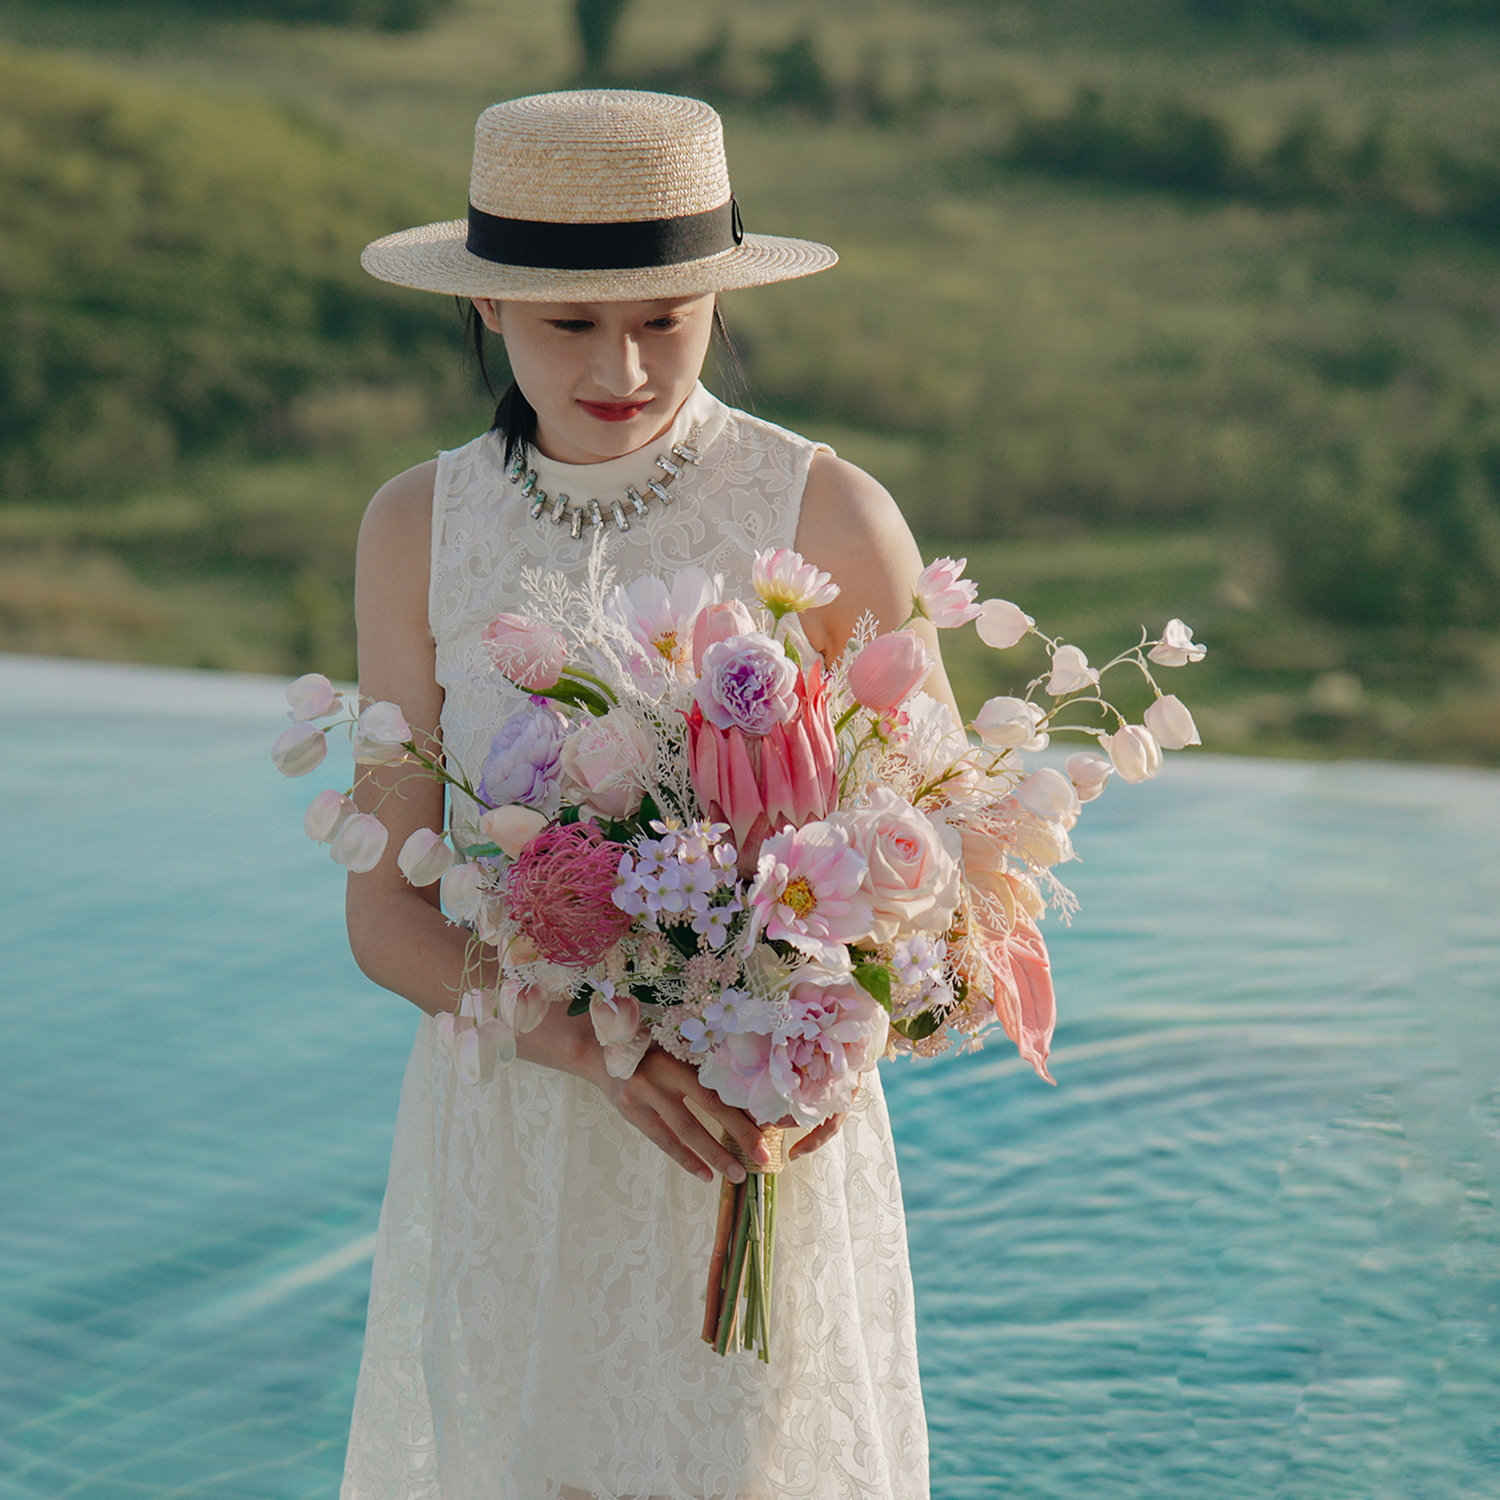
[686,664,839,875]
[482,613,567,690]
[695,632,799,736]
[832,787,962,945]
[912,557,982,628]
[691,599,757,672]
[698,975,888,1126]
[745,821,873,966]
[558,709,655,820]
[506,823,632,966]
[847,631,931,714]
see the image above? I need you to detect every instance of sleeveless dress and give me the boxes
[341,385,930,1500]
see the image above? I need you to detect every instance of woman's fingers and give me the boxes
[682,1074,772,1169]
[789,1112,846,1160]
[608,1050,753,1183]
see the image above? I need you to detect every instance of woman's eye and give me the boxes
[646,317,683,331]
[548,320,594,333]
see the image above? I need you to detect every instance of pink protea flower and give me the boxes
[506,822,632,967]
[686,663,839,875]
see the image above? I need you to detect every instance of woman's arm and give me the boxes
[344,462,766,1183]
[794,451,962,722]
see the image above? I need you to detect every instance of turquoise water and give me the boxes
[2,654,1498,1500]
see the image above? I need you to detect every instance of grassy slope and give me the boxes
[1,0,1498,758]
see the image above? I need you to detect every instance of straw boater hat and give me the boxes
[361,90,838,302]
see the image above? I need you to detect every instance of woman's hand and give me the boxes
[788,1113,846,1160]
[593,1045,773,1185]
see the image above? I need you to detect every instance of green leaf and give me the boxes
[853,961,894,1013]
[637,792,662,829]
[523,677,612,718]
[459,840,504,860]
[566,992,591,1017]
[556,804,582,826]
[893,1010,942,1040]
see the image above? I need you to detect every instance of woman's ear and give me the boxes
[471,297,504,335]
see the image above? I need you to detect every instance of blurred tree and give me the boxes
[575,0,630,76]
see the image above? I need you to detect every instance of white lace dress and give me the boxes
[341,385,930,1500]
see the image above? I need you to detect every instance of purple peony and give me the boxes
[480,700,568,813]
[694,632,798,737]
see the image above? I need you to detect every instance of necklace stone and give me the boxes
[508,426,704,540]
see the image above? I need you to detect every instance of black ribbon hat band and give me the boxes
[466,195,743,272]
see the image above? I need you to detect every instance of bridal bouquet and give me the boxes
[271,548,1204,1358]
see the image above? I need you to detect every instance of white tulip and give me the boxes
[271,721,328,777]
[1143,694,1201,750]
[303,788,357,843]
[285,672,342,721]
[972,696,1049,751]
[352,701,412,765]
[1046,645,1100,697]
[1013,767,1080,823]
[397,827,456,887]
[975,598,1035,650]
[1148,619,1206,668]
[329,812,389,873]
[1064,751,1113,803]
[477,804,549,857]
[1099,725,1163,784]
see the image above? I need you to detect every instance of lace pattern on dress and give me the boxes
[342,388,930,1500]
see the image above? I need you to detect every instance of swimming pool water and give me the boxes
[2,654,1498,1499]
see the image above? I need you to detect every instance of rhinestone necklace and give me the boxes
[507,425,704,540]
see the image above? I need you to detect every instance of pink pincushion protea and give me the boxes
[506,823,632,966]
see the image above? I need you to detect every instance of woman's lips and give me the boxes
[578,399,652,422]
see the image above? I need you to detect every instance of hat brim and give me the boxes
[360,220,837,300]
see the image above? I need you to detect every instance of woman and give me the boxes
[343,89,956,1500]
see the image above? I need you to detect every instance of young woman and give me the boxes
[343,89,956,1500]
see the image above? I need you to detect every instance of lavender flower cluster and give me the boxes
[613,819,744,949]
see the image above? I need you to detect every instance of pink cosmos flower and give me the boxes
[912,557,982,628]
[686,664,839,875]
[846,630,931,714]
[609,567,719,679]
[745,821,873,966]
[506,822,632,966]
[752,547,840,619]
[695,632,799,735]
[482,613,568,690]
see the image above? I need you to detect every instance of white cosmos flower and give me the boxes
[609,566,720,678]
[975,598,1034,650]
[1045,645,1100,697]
[1144,694,1201,750]
[1148,619,1206,667]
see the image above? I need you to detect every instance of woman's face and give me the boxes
[474,294,716,465]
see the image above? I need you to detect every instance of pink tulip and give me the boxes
[691,599,757,672]
[482,612,567,690]
[686,663,839,875]
[847,630,931,714]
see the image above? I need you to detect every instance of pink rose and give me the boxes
[832,786,962,945]
[482,612,567,690]
[691,599,757,672]
[558,709,656,820]
[695,632,799,736]
[847,631,931,714]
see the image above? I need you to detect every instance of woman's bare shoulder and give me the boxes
[359,458,439,557]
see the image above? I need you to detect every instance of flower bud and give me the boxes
[972,696,1048,751]
[691,599,757,672]
[1148,619,1206,668]
[1013,767,1080,823]
[847,630,931,714]
[1143,694,1201,750]
[271,721,328,777]
[329,812,389,873]
[397,827,455,886]
[589,989,643,1046]
[1064,751,1113,803]
[1099,725,1163,784]
[286,672,342,721]
[477,804,550,857]
[481,613,567,690]
[304,788,356,843]
[351,701,411,766]
[1045,645,1099,697]
[975,599,1034,650]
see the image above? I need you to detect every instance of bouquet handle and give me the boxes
[701,1127,785,1360]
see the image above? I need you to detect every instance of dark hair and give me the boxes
[461,299,745,471]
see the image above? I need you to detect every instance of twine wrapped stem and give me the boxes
[702,1127,785,1358]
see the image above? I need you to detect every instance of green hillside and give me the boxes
[2,0,1499,760]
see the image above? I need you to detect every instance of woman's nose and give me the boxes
[594,335,647,396]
